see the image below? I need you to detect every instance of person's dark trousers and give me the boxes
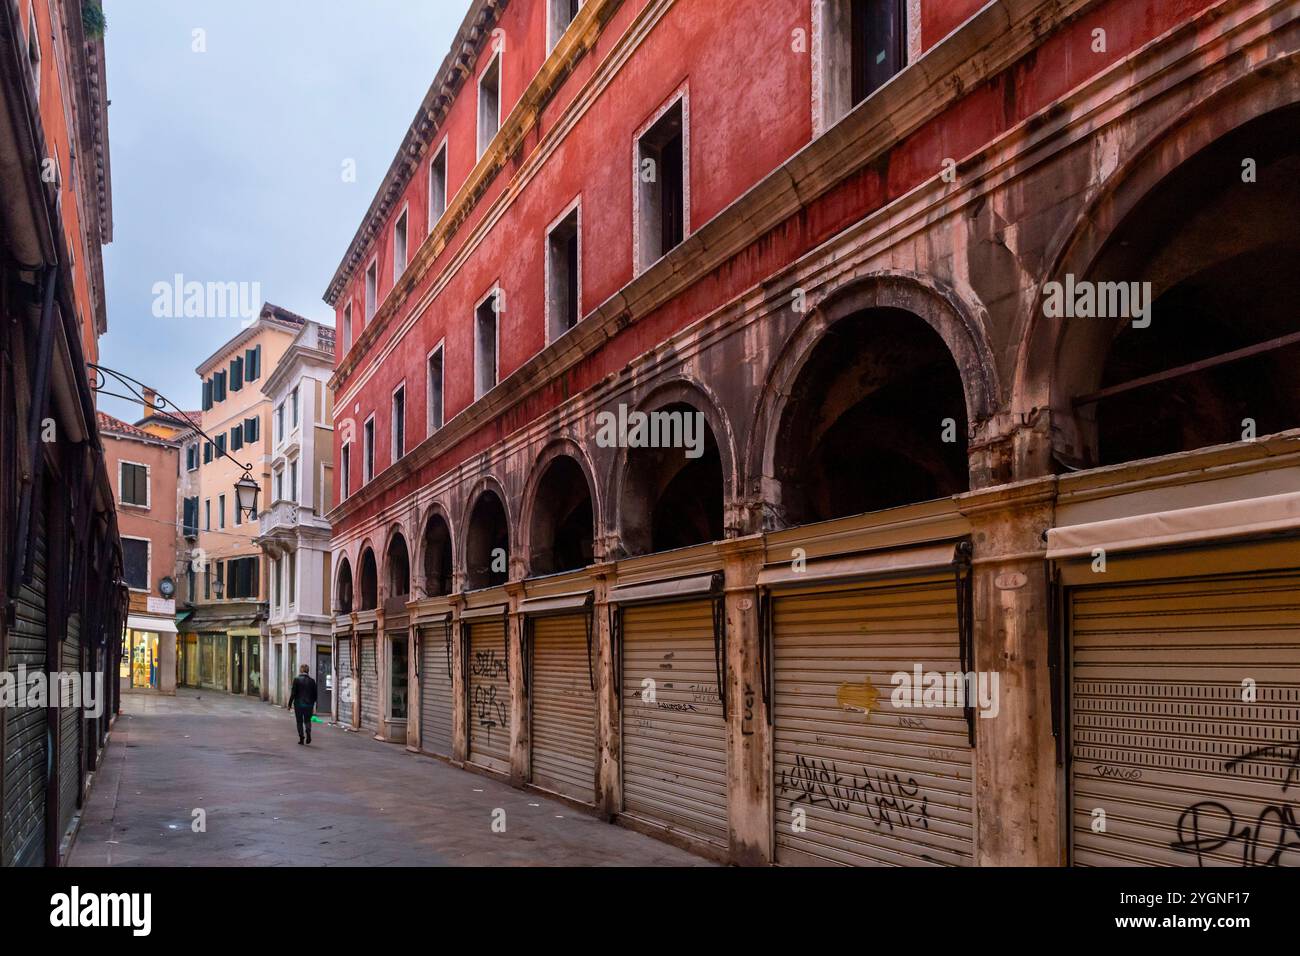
[295,704,315,743]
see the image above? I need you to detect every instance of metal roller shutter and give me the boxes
[3,498,48,867]
[335,637,352,723]
[620,600,728,847]
[58,614,81,837]
[772,576,974,866]
[1070,569,1300,867]
[468,618,510,773]
[420,623,454,757]
[358,636,378,733]
[530,614,596,803]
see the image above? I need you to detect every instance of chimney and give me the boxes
[142,386,158,420]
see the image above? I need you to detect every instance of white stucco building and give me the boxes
[256,321,336,713]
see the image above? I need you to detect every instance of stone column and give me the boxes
[590,563,619,820]
[449,595,468,764]
[958,476,1061,866]
[506,582,528,787]
[406,618,421,752]
[718,535,770,865]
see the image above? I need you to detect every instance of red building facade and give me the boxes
[327,0,1300,866]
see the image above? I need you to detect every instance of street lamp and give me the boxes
[212,578,224,599]
[234,472,260,521]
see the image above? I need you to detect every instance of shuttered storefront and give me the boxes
[358,635,378,733]
[58,613,82,838]
[770,574,975,866]
[335,637,352,725]
[1070,569,1300,866]
[467,615,510,774]
[529,612,596,803]
[3,494,48,867]
[420,620,454,757]
[620,598,729,848]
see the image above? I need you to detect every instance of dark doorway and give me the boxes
[528,455,595,575]
[466,491,510,589]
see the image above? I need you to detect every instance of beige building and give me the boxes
[179,304,309,697]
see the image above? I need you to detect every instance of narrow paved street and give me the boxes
[70,691,707,866]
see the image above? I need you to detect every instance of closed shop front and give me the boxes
[614,574,729,849]
[4,488,48,867]
[420,616,454,758]
[358,634,379,733]
[465,608,510,774]
[525,592,596,804]
[58,613,82,838]
[336,636,353,724]
[1056,536,1300,867]
[762,541,975,867]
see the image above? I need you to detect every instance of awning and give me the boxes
[127,614,178,635]
[608,572,722,606]
[227,627,262,637]
[519,590,592,616]
[460,603,508,621]
[1046,492,1300,560]
[757,540,964,588]
[175,609,194,625]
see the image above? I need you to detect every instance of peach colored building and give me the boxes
[98,412,180,694]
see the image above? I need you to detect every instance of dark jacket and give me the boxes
[289,674,317,709]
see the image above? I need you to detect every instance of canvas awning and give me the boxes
[126,614,177,634]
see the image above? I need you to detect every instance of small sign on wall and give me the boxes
[147,596,176,615]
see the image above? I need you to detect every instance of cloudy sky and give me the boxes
[97,0,460,421]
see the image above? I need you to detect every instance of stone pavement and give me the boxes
[69,690,709,867]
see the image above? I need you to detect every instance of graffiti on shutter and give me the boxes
[771,577,975,866]
[620,600,728,847]
[468,619,510,773]
[1071,571,1300,867]
[358,636,378,732]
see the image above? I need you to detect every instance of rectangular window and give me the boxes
[122,538,148,590]
[276,403,284,441]
[289,459,299,503]
[204,441,213,464]
[363,416,375,484]
[219,494,226,530]
[226,557,259,600]
[288,552,297,606]
[546,203,581,341]
[244,416,260,443]
[27,3,40,103]
[818,0,907,131]
[120,462,148,507]
[548,0,582,51]
[343,302,353,352]
[271,557,280,609]
[427,345,444,435]
[205,499,211,532]
[215,434,227,457]
[183,496,199,536]
[213,370,227,402]
[636,97,686,272]
[475,292,500,399]
[230,423,243,452]
[216,560,225,599]
[341,443,351,501]
[275,468,284,503]
[291,386,299,427]
[365,259,378,321]
[428,143,447,228]
[186,443,199,471]
[393,209,408,281]
[202,379,213,411]
[392,384,406,462]
[230,355,244,391]
[245,345,261,381]
[477,51,502,158]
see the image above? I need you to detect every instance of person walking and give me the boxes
[287,663,318,745]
